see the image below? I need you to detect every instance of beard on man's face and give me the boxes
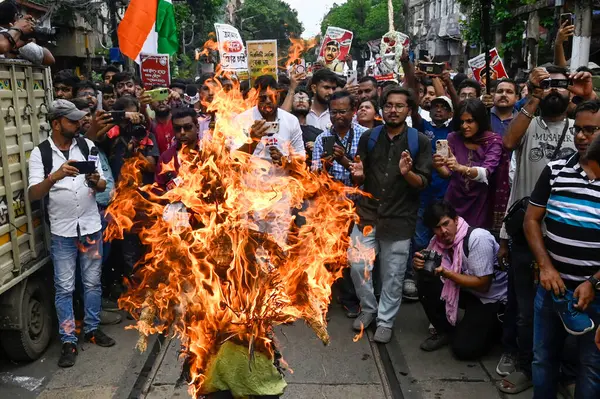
[155,108,171,118]
[315,93,329,106]
[292,107,309,117]
[540,92,570,116]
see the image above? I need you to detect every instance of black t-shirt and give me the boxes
[301,125,322,163]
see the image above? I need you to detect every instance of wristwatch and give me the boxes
[587,276,600,291]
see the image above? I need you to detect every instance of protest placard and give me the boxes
[318,27,353,75]
[468,48,508,87]
[246,40,278,85]
[139,53,170,89]
[215,23,248,76]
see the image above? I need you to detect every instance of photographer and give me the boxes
[28,100,113,368]
[105,96,159,184]
[414,201,507,360]
[0,1,54,65]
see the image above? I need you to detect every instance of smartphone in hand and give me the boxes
[71,161,96,174]
[436,139,449,157]
[322,136,335,157]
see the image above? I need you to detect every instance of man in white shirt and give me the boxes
[236,75,305,247]
[306,69,338,131]
[28,100,114,368]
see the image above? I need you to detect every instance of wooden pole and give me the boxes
[481,0,491,95]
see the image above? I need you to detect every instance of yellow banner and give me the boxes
[246,40,278,86]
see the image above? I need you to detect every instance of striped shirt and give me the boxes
[529,154,600,282]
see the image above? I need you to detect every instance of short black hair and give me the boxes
[453,98,490,135]
[495,78,519,94]
[423,201,458,229]
[171,107,199,124]
[458,79,482,97]
[336,75,347,88]
[452,73,468,91]
[380,85,416,111]
[254,75,278,91]
[574,99,600,117]
[112,95,139,112]
[545,65,569,77]
[198,73,215,88]
[98,82,116,95]
[76,80,97,95]
[54,70,80,88]
[0,0,18,25]
[70,98,90,111]
[278,74,291,86]
[330,90,356,109]
[111,72,134,87]
[311,68,338,86]
[102,65,119,80]
[170,81,187,91]
[325,40,339,48]
[358,76,377,86]
[586,132,600,163]
[420,77,434,89]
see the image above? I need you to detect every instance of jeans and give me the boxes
[348,225,410,328]
[532,286,600,398]
[417,272,502,360]
[51,230,103,343]
[502,260,519,355]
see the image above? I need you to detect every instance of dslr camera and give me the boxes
[420,249,443,275]
[122,122,147,140]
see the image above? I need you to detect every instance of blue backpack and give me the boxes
[366,125,419,159]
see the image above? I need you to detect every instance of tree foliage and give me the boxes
[237,0,304,54]
[320,0,404,47]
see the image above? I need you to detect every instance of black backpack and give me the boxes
[37,137,90,224]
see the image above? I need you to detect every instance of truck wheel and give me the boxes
[0,280,53,361]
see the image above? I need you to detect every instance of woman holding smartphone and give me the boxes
[433,99,510,230]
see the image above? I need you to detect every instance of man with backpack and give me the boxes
[413,201,508,359]
[27,100,115,368]
[348,85,432,343]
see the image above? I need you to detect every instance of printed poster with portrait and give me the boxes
[468,48,508,88]
[318,27,353,75]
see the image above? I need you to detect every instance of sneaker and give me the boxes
[352,312,375,331]
[58,342,78,368]
[496,352,516,376]
[373,326,393,343]
[402,279,419,301]
[102,297,120,312]
[552,291,595,335]
[100,310,122,325]
[344,304,360,318]
[420,333,450,352]
[84,329,116,347]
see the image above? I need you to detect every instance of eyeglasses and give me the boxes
[383,104,407,111]
[78,91,96,98]
[329,109,350,116]
[570,125,600,136]
[173,123,196,132]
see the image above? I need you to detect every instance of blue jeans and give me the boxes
[532,285,600,398]
[348,225,410,328]
[51,231,103,343]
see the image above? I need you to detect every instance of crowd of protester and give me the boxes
[7,17,598,397]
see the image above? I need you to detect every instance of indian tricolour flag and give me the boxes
[117,0,178,63]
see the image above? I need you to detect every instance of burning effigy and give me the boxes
[104,66,360,397]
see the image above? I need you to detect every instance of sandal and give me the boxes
[496,371,533,394]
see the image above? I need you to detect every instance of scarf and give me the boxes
[428,216,470,325]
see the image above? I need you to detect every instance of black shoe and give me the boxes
[84,329,116,347]
[102,297,120,312]
[100,310,123,325]
[58,342,78,367]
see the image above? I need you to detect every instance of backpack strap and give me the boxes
[463,226,476,258]
[38,140,53,178]
[367,125,384,153]
[76,137,90,159]
[367,125,420,160]
[407,127,419,160]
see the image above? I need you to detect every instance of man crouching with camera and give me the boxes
[413,201,508,360]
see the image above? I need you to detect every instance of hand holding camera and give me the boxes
[414,250,443,276]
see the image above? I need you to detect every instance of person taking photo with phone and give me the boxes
[27,100,113,368]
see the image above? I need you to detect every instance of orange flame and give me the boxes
[105,62,362,397]
[196,32,219,60]
[285,37,318,68]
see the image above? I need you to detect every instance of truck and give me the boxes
[0,59,54,361]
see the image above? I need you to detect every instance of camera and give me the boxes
[420,249,443,275]
[123,123,147,140]
[540,78,571,90]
